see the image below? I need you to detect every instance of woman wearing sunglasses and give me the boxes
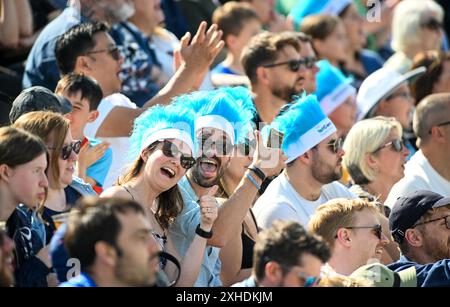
[13,111,96,224]
[216,135,260,286]
[343,116,410,264]
[101,105,218,287]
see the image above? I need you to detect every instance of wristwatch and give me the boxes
[196,224,213,239]
[247,165,266,181]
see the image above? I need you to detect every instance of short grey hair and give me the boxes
[413,93,450,147]
[391,0,444,52]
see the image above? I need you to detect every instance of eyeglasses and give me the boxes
[429,120,450,134]
[198,136,234,156]
[372,139,404,154]
[326,137,343,154]
[344,224,383,240]
[421,18,443,30]
[86,46,122,61]
[413,215,450,229]
[160,140,196,169]
[48,140,82,160]
[263,57,316,72]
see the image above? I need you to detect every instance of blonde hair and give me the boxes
[391,0,444,52]
[308,198,379,249]
[343,116,402,184]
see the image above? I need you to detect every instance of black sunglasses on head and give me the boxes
[263,57,317,72]
[48,140,82,160]
[160,140,196,169]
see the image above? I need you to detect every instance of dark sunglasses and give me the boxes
[263,57,316,72]
[297,272,321,287]
[86,46,122,61]
[326,137,343,154]
[198,136,234,156]
[237,138,257,156]
[372,139,404,154]
[346,224,383,240]
[160,140,196,170]
[48,140,81,160]
[421,18,443,30]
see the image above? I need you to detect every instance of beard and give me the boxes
[311,152,342,184]
[271,81,300,102]
[115,255,156,287]
[189,156,225,188]
[422,236,450,263]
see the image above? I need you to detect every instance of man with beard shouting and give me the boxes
[253,95,357,229]
[169,87,286,286]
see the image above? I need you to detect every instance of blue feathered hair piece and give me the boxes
[171,86,256,144]
[264,94,329,153]
[128,103,195,161]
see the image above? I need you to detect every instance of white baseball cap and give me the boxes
[356,66,426,121]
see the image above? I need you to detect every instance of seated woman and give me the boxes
[217,136,259,286]
[343,116,409,264]
[0,126,52,286]
[101,104,218,287]
[410,51,450,104]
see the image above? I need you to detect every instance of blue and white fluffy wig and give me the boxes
[171,86,255,146]
[128,103,196,161]
[265,94,336,163]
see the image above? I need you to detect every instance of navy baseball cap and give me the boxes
[9,86,72,124]
[389,190,450,243]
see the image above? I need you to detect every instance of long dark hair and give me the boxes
[118,142,184,229]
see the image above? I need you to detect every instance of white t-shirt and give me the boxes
[84,93,137,188]
[385,150,450,208]
[253,172,357,229]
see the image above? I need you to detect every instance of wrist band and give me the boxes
[247,166,266,181]
[195,224,213,239]
[246,172,261,190]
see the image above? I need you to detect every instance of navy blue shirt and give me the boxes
[23,7,89,90]
[388,255,450,287]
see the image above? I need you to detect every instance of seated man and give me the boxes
[233,220,330,287]
[309,198,389,276]
[61,197,160,287]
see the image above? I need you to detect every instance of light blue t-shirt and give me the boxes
[85,137,113,187]
[169,176,222,287]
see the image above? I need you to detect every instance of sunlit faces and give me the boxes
[376,83,414,129]
[228,19,262,58]
[114,212,160,286]
[298,41,319,94]
[47,130,78,189]
[420,13,443,51]
[370,129,410,184]
[415,205,450,262]
[347,209,389,265]
[133,0,165,28]
[249,0,275,25]
[310,133,345,184]
[64,92,97,140]
[7,153,48,209]
[340,3,365,50]
[142,139,193,193]
[265,45,305,102]
[84,32,124,97]
[328,95,357,137]
[189,128,233,188]
[316,22,348,64]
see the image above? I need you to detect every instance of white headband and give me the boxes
[140,128,194,154]
[195,115,235,145]
[320,83,356,115]
[285,118,337,163]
